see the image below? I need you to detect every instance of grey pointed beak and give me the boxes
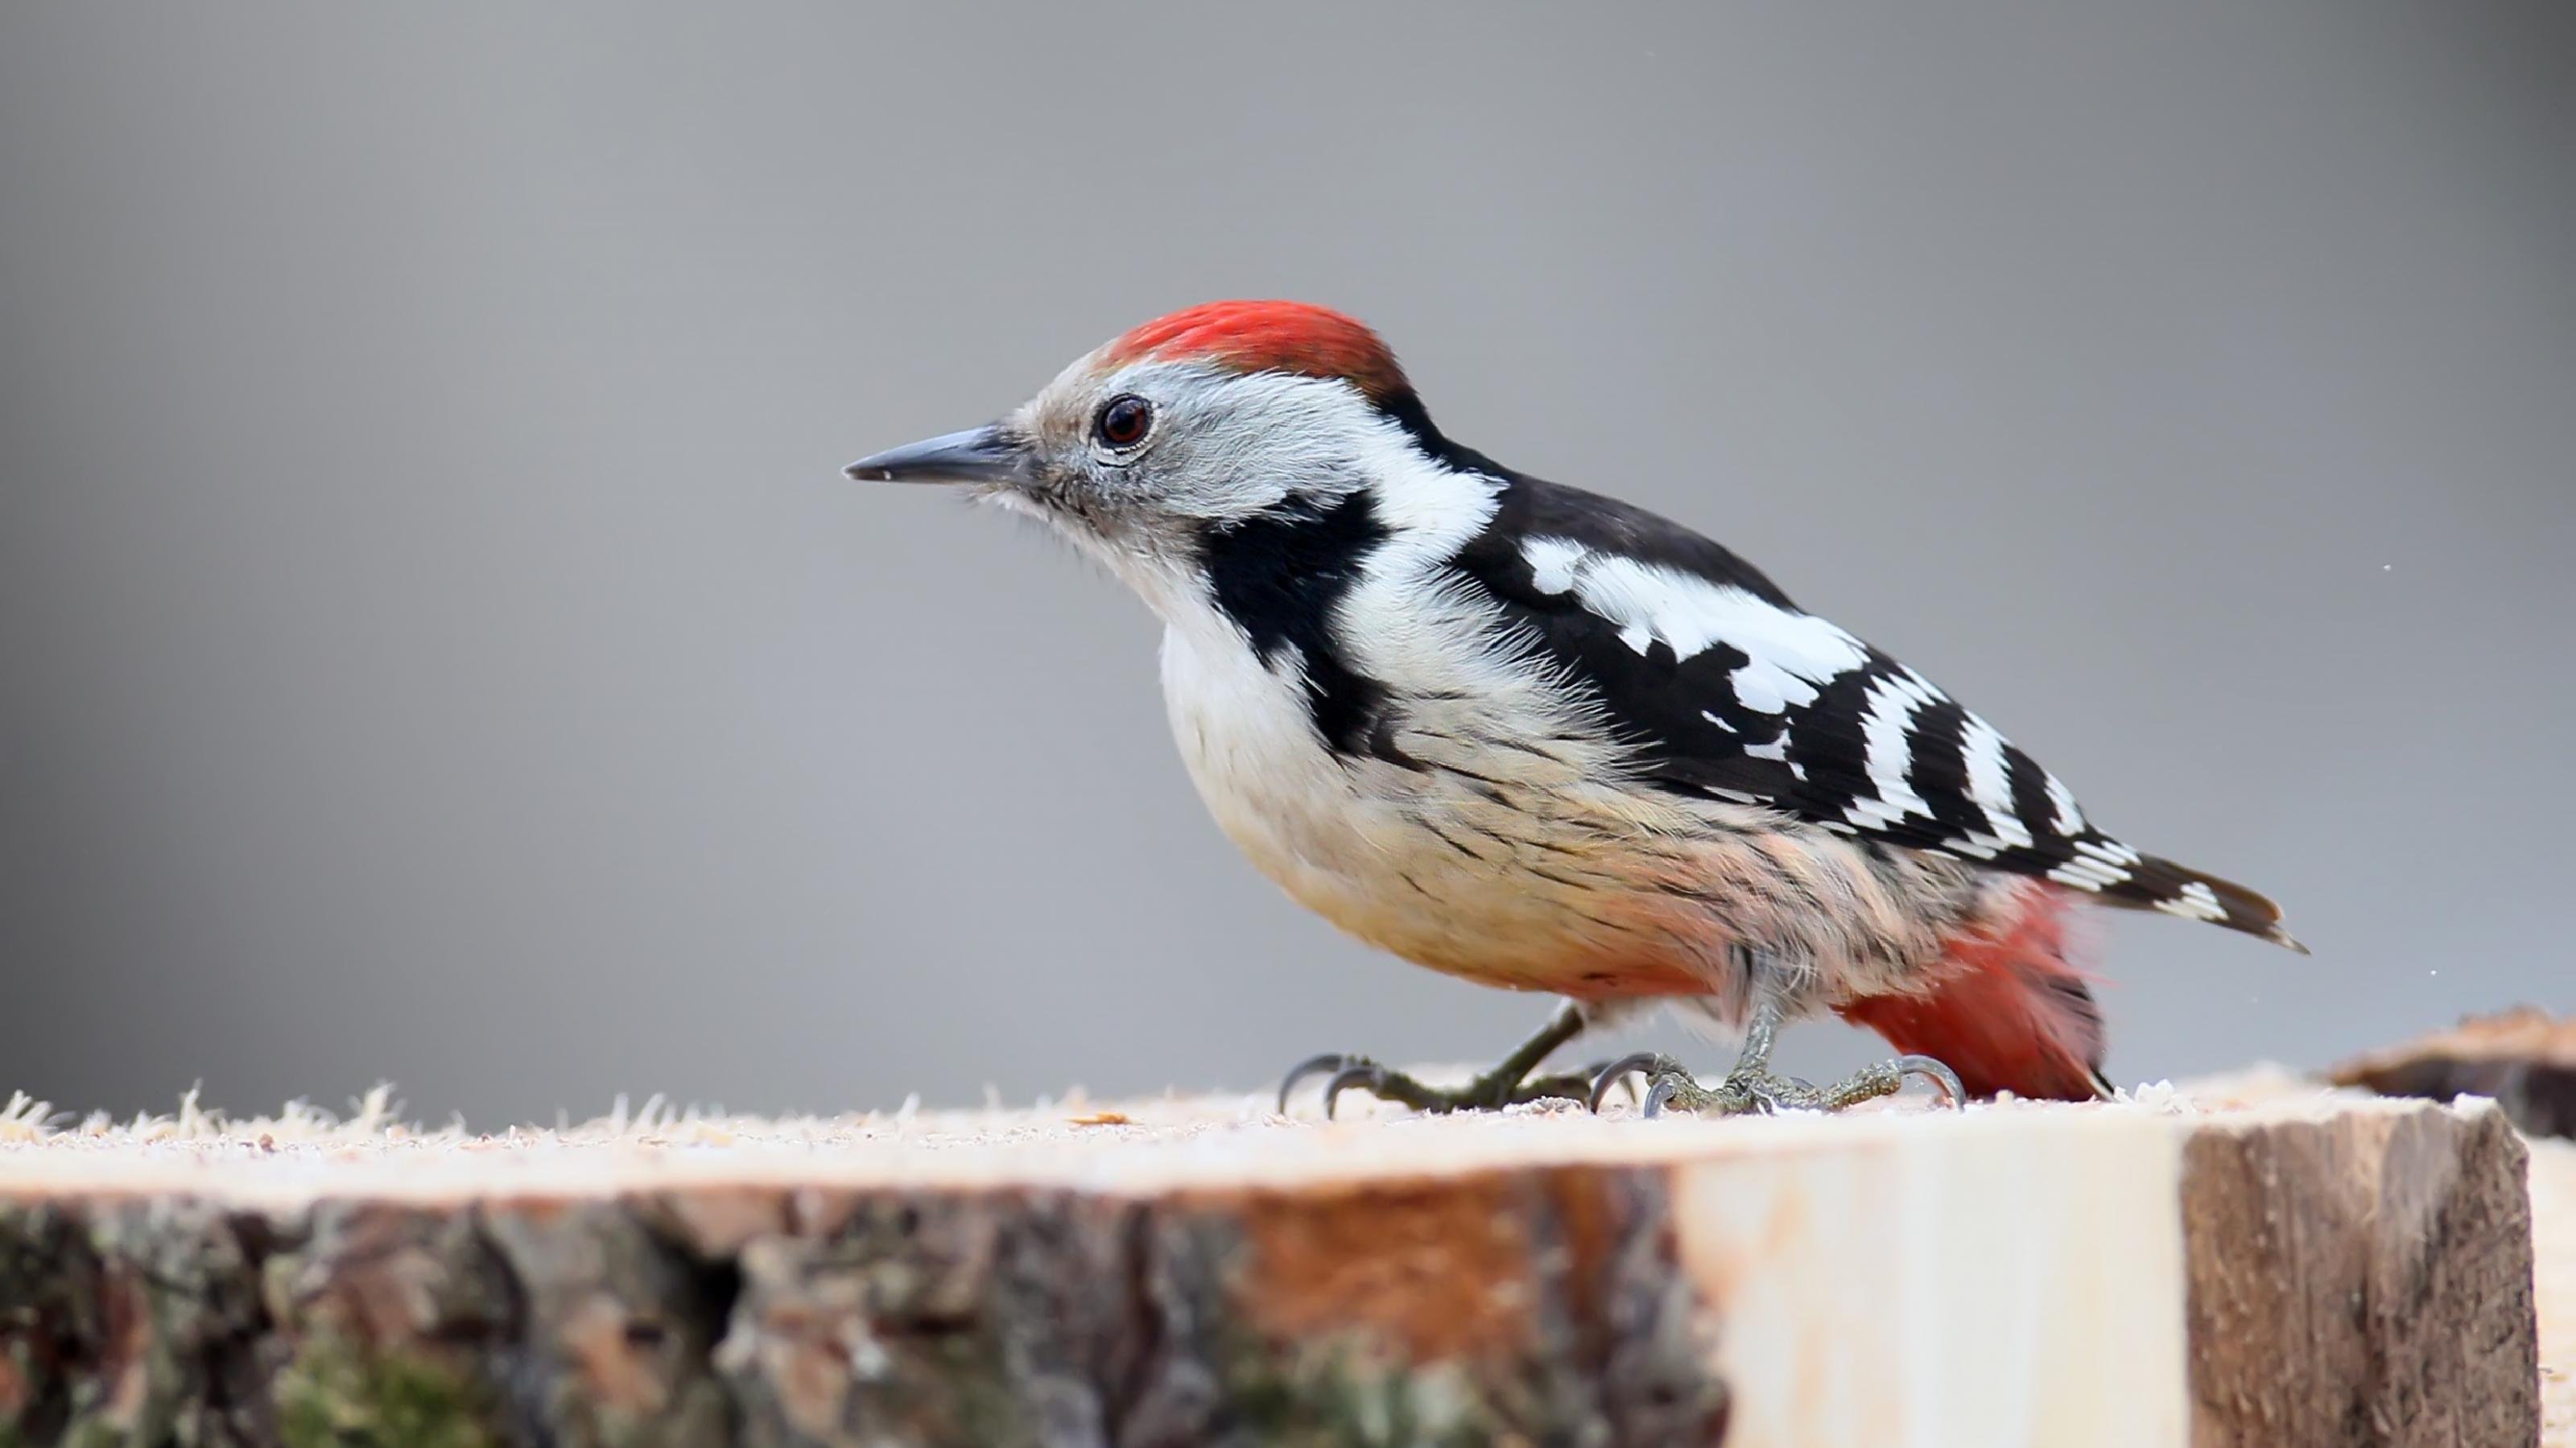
[844,424,1030,486]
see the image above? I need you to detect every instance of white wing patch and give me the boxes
[1521,537,1587,595]
[1957,715,2033,849]
[1847,671,1935,830]
[1518,537,1869,714]
[2045,773,2087,835]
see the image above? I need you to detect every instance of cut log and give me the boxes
[2334,1008,2576,1441]
[2332,1005,2576,1139]
[0,1079,2537,1446]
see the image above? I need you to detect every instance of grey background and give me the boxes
[3,4,2569,1128]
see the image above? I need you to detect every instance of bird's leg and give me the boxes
[1277,1000,1611,1118]
[1588,966,1967,1117]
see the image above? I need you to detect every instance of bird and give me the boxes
[846,300,2301,1118]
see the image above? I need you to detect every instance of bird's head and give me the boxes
[848,301,1461,600]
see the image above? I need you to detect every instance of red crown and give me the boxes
[1098,300,1410,404]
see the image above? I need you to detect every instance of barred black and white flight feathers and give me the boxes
[1430,462,2305,952]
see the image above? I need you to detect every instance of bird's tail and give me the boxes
[1836,883,2112,1102]
[2109,852,2308,955]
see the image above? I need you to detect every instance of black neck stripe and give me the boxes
[1200,489,1411,764]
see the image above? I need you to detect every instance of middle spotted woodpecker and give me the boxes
[848,300,2302,1117]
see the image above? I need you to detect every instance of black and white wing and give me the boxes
[1445,472,2301,950]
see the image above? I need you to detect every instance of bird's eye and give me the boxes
[1094,394,1154,450]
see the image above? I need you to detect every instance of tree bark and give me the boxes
[0,1083,2537,1446]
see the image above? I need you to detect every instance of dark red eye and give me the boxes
[1095,394,1153,449]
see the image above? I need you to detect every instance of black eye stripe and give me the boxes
[1096,394,1152,448]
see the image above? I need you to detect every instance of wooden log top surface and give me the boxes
[0,1071,2472,1203]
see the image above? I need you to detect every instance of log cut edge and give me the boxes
[2180,1097,2537,1448]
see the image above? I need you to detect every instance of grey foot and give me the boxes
[1587,1051,1965,1118]
[1276,1054,1615,1119]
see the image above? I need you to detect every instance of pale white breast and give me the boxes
[1157,607,1361,890]
[1154,592,1724,992]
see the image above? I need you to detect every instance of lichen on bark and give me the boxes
[272,1335,496,1448]
[2,1163,1722,1446]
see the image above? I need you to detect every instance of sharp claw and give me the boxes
[1588,1052,1665,1112]
[1897,1054,1967,1109]
[1277,1053,1355,1113]
[1642,1076,1684,1118]
[1321,1064,1384,1120]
